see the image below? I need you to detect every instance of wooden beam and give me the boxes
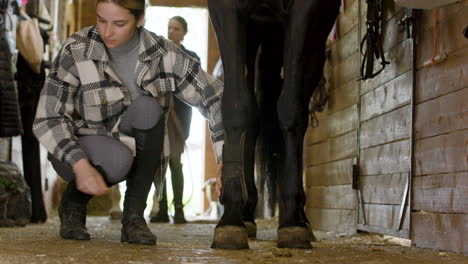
[149,0,207,7]
[76,0,96,29]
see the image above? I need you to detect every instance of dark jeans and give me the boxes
[158,153,185,212]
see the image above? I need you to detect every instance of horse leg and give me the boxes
[241,20,269,239]
[208,0,253,249]
[277,0,341,249]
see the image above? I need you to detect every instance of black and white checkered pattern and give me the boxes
[33,26,224,167]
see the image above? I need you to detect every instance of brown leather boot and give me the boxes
[121,213,157,245]
[58,181,91,240]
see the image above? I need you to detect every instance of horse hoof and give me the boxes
[211,225,249,249]
[244,221,257,238]
[277,226,312,249]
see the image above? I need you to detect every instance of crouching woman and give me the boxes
[33,0,223,245]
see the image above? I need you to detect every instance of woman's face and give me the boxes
[168,19,186,46]
[96,1,144,48]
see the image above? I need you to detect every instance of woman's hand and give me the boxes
[72,159,109,195]
[215,162,222,198]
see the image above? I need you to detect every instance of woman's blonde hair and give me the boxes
[96,0,145,19]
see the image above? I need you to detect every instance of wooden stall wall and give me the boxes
[305,0,360,234]
[305,0,413,236]
[76,0,97,29]
[412,3,468,253]
[356,0,412,238]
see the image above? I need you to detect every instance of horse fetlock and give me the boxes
[220,176,245,205]
[222,130,246,159]
[221,139,248,204]
[278,203,310,232]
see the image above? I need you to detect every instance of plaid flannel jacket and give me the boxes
[33,26,224,167]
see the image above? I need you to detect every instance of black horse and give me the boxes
[208,0,341,249]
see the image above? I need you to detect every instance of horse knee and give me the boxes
[222,99,256,130]
[277,102,308,132]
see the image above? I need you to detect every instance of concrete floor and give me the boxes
[0,217,466,264]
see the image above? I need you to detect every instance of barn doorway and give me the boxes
[116,6,210,219]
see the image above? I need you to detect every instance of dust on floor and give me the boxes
[0,217,466,264]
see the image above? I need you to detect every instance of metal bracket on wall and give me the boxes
[396,172,410,231]
[398,13,415,39]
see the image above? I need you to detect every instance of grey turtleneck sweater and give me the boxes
[107,30,142,101]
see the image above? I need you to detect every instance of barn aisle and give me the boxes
[0,218,466,264]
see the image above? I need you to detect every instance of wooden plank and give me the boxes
[416,47,468,104]
[412,212,468,254]
[306,158,354,187]
[357,224,410,239]
[149,0,207,7]
[337,0,359,38]
[77,0,97,29]
[328,79,359,114]
[360,105,411,149]
[416,5,468,68]
[415,88,468,139]
[360,39,413,95]
[329,105,358,137]
[306,207,357,234]
[326,52,359,90]
[380,9,409,53]
[305,124,314,145]
[360,204,393,229]
[0,138,10,161]
[329,25,358,63]
[420,1,463,24]
[360,204,409,232]
[308,80,359,145]
[308,131,357,166]
[307,111,329,144]
[360,173,408,205]
[381,0,404,23]
[360,140,411,175]
[308,140,330,166]
[414,129,468,176]
[58,0,70,41]
[307,185,357,210]
[413,172,468,213]
[360,70,412,122]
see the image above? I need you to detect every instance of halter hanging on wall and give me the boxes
[359,0,389,80]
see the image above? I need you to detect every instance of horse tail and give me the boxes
[256,81,283,218]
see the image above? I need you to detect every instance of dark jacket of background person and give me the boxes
[0,0,22,137]
[168,44,200,155]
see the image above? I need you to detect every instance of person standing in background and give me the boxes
[151,16,199,224]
